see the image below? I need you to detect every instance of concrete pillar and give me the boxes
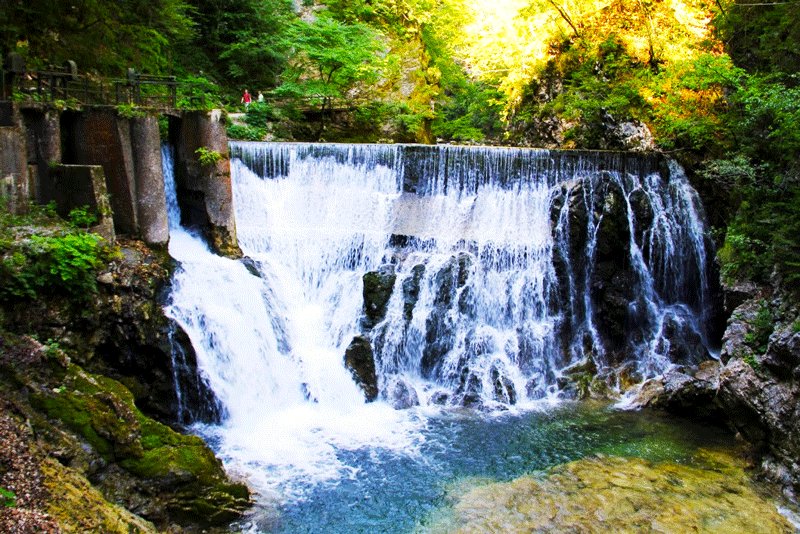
[70,109,139,235]
[173,110,241,257]
[131,115,169,246]
[0,123,29,214]
[22,109,61,203]
[51,165,115,241]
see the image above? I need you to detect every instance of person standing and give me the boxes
[241,89,252,109]
[257,91,264,103]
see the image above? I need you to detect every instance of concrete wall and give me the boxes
[69,109,140,235]
[22,109,61,203]
[3,104,238,255]
[51,165,115,241]
[131,115,169,246]
[61,109,168,246]
[0,118,30,214]
[172,110,240,257]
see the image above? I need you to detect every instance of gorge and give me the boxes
[160,141,795,531]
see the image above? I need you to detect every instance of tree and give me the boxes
[0,0,194,74]
[178,0,294,92]
[274,16,385,139]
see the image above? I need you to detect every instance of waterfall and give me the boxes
[165,141,715,496]
[231,143,714,407]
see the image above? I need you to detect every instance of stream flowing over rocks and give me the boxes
[632,281,800,502]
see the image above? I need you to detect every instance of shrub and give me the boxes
[194,147,224,166]
[0,487,15,508]
[227,124,265,141]
[744,301,774,353]
[0,211,116,302]
[67,206,97,229]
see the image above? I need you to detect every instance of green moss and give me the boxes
[32,392,116,459]
[121,443,220,482]
[22,357,250,525]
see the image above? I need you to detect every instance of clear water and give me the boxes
[234,403,737,533]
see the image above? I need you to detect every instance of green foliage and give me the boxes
[744,301,774,354]
[195,147,223,166]
[433,80,504,143]
[742,352,761,372]
[176,75,222,111]
[0,487,15,508]
[0,0,193,75]
[227,124,266,141]
[274,15,385,138]
[0,205,115,302]
[714,1,800,76]
[67,206,98,229]
[730,77,800,170]
[244,102,277,128]
[179,0,294,93]
[115,103,146,119]
[158,116,170,140]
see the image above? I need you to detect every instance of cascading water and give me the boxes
[230,143,716,411]
[164,141,717,511]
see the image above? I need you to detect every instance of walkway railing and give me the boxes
[1,57,179,108]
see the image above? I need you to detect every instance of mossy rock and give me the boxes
[31,364,143,460]
[31,363,250,526]
[41,457,157,533]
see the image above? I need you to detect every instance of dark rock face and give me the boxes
[634,362,721,419]
[362,265,396,329]
[402,263,425,321]
[0,238,221,426]
[344,336,378,402]
[421,253,473,378]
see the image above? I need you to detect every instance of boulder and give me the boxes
[343,336,378,402]
[386,377,419,409]
[362,265,396,329]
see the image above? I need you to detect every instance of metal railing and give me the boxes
[1,60,179,108]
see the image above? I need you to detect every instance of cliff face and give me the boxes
[0,238,248,531]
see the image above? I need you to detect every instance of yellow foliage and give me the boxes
[458,0,719,113]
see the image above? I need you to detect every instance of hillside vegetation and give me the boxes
[2,0,798,289]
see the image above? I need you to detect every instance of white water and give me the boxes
[163,145,426,499]
[164,142,715,498]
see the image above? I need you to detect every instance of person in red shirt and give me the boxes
[241,89,252,109]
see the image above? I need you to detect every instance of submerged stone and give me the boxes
[385,377,419,409]
[430,451,794,533]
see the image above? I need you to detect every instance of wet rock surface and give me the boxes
[361,265,396,329]
[344,336,379,402]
